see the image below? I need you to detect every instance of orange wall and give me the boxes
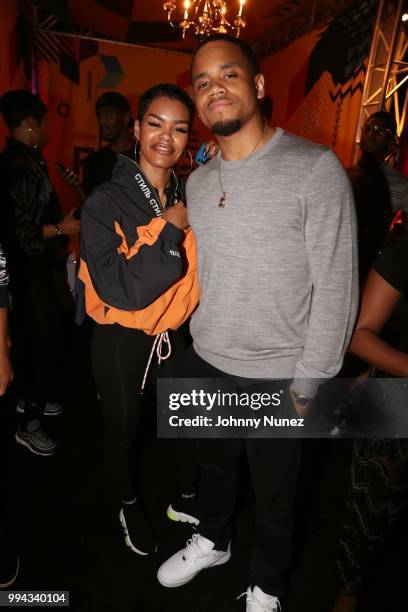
[36,39,207,213]
[261,30,365,168]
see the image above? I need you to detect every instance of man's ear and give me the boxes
[124,112,132,128]
[133,119,140,141]
[21,116,36,131]
[254,74,265,100]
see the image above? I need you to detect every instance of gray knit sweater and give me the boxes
[186,128,358,397]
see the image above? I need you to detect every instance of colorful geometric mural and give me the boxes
[35,37,196,213]
[261,0,376,167]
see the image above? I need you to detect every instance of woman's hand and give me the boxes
[58,210,81,236]
[57,165,81,189]
[163,202,189,230]
[56,165,86,204]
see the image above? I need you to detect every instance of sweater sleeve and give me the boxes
[292,150,359,397]
[80,190,186,311]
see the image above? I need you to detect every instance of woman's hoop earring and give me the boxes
[172,170,180,203]
[134,141,140,162]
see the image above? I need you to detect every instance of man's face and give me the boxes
[191,40,264,136]
[360,116,395,158]
[96,106,129,142]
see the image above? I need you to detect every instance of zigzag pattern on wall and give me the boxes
[307,0,376,92]
[328,81,364,104]
[332,97,343,148]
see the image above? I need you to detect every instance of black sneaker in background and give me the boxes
[15,420,56,456]
[167,493,199,526]
[17,398,63,417]
[119,501,157,556]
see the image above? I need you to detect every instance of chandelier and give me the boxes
[163,1,247,38]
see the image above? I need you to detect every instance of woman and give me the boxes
[333,235,408,611]
[79,84,200,556]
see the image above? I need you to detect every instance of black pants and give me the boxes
[12,271,62,424]
[91,323,197,503]
[184,348,301,598]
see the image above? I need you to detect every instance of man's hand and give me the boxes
[58,210,81,236]
[203,141,220,160]
[290,389,313,418]
[163,201,189,230]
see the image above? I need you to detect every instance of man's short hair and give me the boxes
[369,111,397,136]
[192,34,260,77]
[95,91,132,115]
[0,90,47,130]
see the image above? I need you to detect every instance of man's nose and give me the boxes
[208,80,227,97]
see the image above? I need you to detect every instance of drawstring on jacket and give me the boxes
[141,331,172,392]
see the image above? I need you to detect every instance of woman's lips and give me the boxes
[152,144,175,155]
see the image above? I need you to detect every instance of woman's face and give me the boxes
[134,96,190,171]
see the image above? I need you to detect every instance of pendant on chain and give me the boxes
[219,193,227,208]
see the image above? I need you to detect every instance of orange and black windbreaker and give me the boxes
[79,154,199,335]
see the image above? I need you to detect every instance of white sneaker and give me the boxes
[157,533,231,588]
[238,586,282,612]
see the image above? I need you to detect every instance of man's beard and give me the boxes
[100,128,114,142]
[211,119,242,137]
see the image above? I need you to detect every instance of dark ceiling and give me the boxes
[33,0,360,54]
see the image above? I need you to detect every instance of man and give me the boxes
[349,111,407,285]
[0,90,80,456]
[157,35,358,611]
[357,111,408,215]
[82,91,134,196]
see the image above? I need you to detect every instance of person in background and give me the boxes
[358,111,408,216]
[0,241,19,589]
[79,83,199,556]
[333,234,408,612]
[0,90,80,457]
[82,91,134,196]
[349,111,408,285]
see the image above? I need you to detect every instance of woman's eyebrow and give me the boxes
[147,113,189,125]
